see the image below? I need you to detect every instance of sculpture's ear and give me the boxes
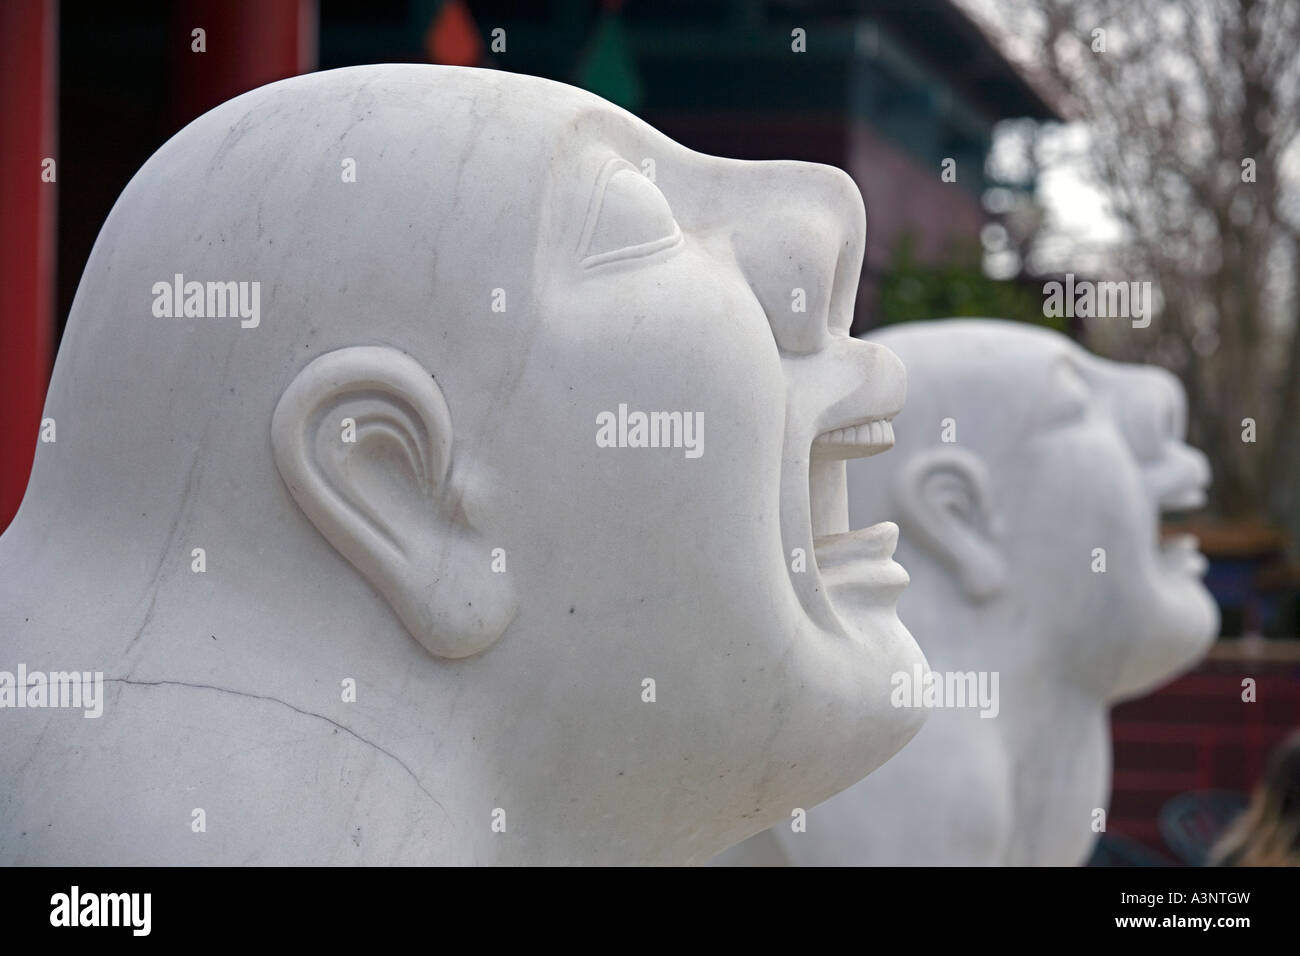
[893,446,1006,602]
[271,346,516,658]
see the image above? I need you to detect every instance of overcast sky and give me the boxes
[956,0,1126,276]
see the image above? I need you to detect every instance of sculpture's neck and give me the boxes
[894,580,1113,864]
[1003,679,1111,865]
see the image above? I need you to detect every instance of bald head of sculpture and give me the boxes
[0,65,926,863]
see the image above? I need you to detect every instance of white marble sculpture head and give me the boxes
[716,319,1218,866]
[0,64,926,864]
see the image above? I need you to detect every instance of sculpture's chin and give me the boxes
[844,611,931,785]
[1112,569,1219,701]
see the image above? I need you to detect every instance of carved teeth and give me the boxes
[812,416,895,447]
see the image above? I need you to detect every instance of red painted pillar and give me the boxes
[170,0,318,129]
[0,0,58,532]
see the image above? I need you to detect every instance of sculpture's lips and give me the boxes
[815,522,910,605]
[1160,485,1207,511]
[1160,532,1208,576]
[815,520,899,564]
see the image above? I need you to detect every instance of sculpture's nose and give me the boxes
[728,161,867,355]
[1109,365,1209,509]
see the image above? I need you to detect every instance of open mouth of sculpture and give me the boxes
[1157,472,1210,577]
[804,413,910,611]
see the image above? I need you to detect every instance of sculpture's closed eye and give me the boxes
[580,163,682,268]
